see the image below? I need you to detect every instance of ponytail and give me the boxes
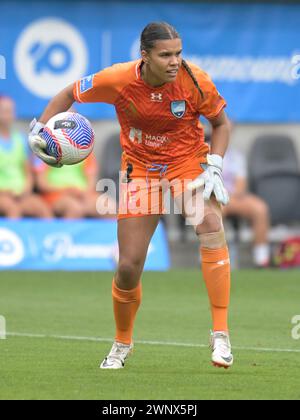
[182,60,204,99]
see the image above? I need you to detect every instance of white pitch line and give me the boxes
[6,332,300,354]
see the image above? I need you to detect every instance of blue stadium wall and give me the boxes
[0,1,300,122]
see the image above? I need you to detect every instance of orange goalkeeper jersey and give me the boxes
[73,60,226,165]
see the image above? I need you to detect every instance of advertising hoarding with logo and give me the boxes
[0,219,170,271]
[0,2,300,121]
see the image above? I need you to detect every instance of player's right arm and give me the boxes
[39,85,75,125]
[29,84,75,167]
[29,62,132,167]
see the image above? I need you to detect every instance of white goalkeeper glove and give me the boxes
[28,119,63,168]
[187,154,230,205]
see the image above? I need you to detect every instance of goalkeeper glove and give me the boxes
[187,154,229,206]
[28,119,63,168]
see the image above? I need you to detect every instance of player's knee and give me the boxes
[117,258,143,286]
[195,213,222,235]
[196,214,226,249]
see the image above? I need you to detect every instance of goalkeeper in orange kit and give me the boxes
[29,22,233,369]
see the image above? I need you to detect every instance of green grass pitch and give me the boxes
[0,270,300,400]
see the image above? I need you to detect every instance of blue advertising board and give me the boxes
[0,1,300,121]
[0,219,170,271]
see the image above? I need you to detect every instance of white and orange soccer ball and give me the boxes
[41,112,95,165]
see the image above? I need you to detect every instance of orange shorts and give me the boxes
[118,143,209,219]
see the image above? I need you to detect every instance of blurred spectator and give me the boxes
[34,153,117,219]
[0,95,53,219]
[222,147,271,268]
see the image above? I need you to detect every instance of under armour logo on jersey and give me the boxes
[150,93,163,102]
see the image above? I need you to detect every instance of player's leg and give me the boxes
[19,194,53,218]
[179,189,233,368]
[197,198,233,368]
[116,215,160,289]
[0,192,21,218]
[185,194,231,334]
[222,194,270,267]
[100,214,160,369]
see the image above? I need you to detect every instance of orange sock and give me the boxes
[112,279,142,345]
[201,246,231,332]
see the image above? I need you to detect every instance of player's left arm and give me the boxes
[208,109,230,158]
[185,64,231,204]
[188,109,231,205]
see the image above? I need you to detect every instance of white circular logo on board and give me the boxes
[0,228,25,267]
[14,18,88,98]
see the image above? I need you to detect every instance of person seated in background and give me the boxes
[34,152,117,219]
[222,146,271,268]
[0,95,53,219]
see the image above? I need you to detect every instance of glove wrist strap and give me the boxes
[30,118,45,135]
[207,154,223,171]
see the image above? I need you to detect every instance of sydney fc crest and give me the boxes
[170,101,186,118]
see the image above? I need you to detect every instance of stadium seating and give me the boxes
[248,134,300,225]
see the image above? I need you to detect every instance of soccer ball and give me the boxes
[41,112,95,165]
